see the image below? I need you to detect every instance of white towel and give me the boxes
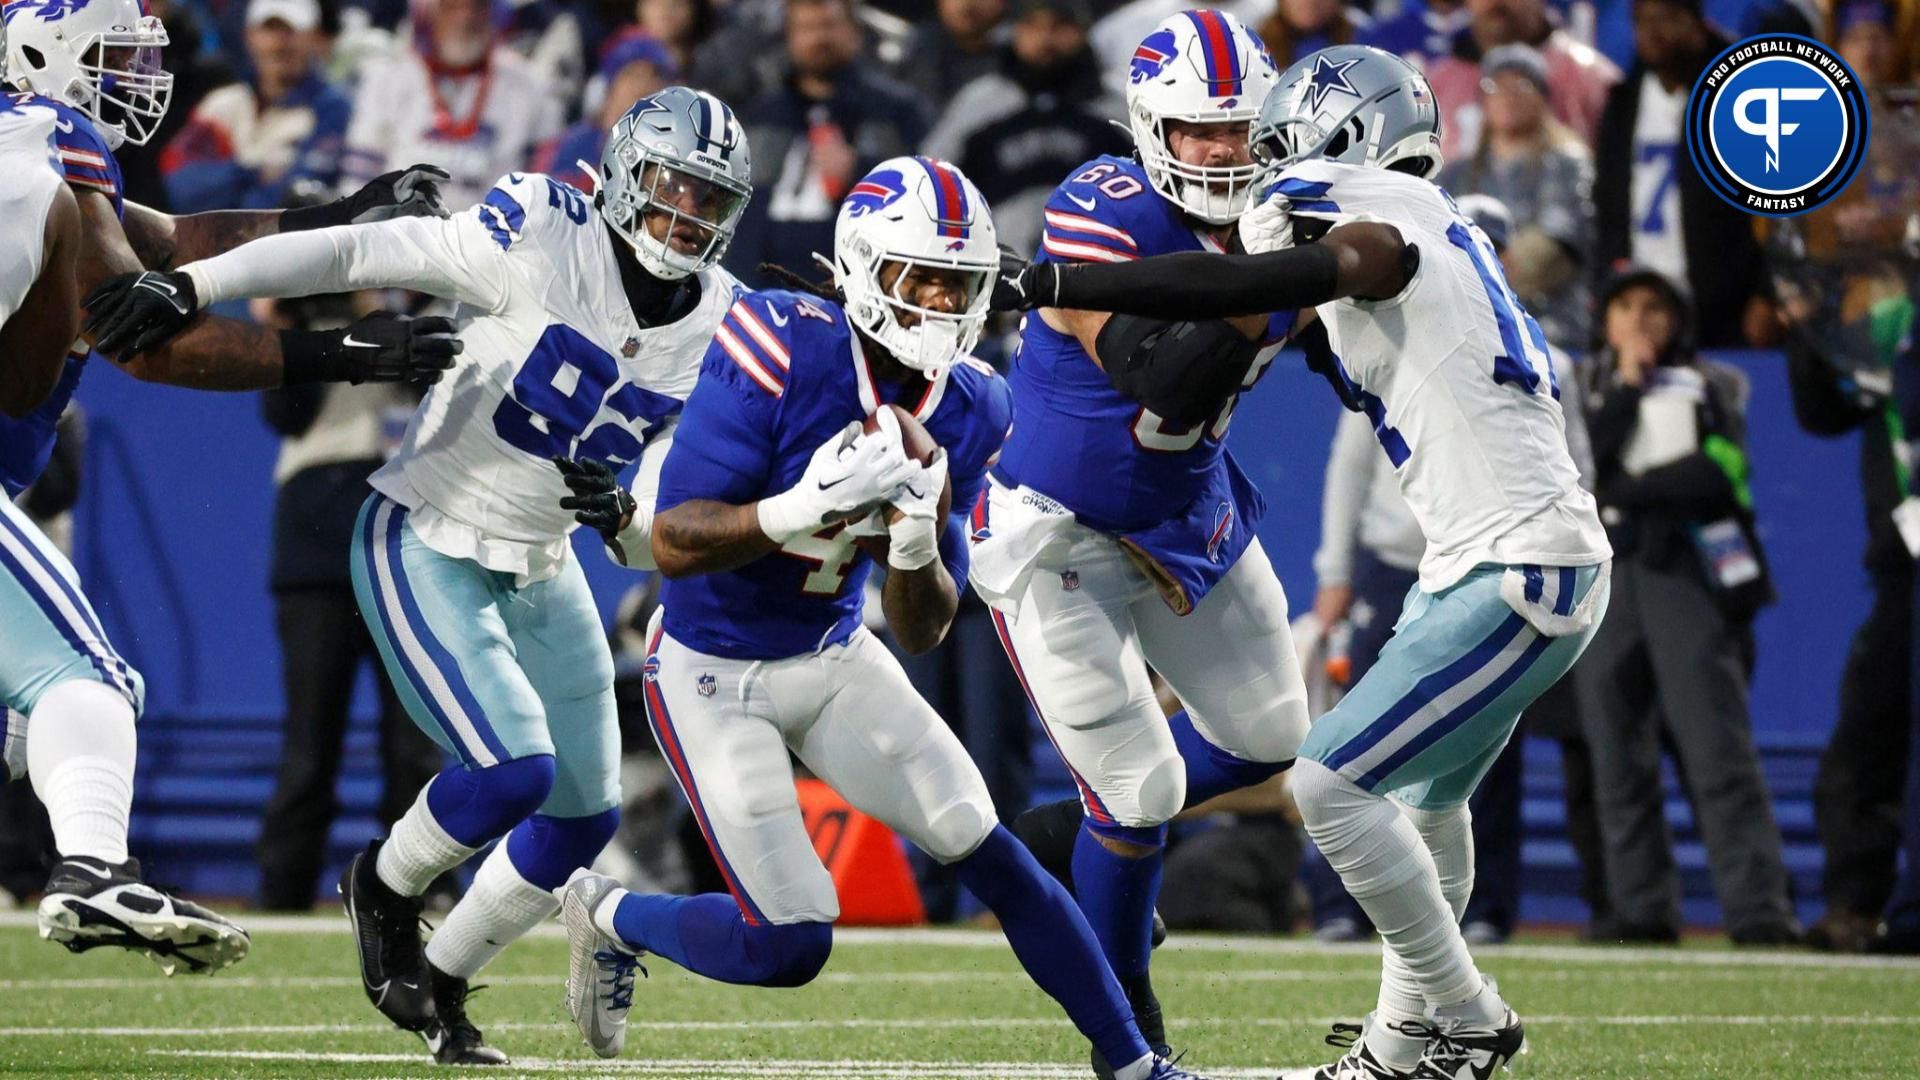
[967,479,1079,617]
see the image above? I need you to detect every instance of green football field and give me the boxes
[1,912,1918,1078]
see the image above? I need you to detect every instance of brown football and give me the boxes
[854,404,952,560]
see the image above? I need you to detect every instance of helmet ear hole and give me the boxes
[21,46,46,72]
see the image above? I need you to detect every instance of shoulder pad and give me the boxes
[473,171,593,253]
[711,289,840,399]
[1038,156,1156,264]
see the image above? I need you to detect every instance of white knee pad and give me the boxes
[1232,692,1311,764]
[922,794,999,864]
[1132,750,1188,826]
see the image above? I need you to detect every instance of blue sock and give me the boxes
[610,892,832,988]
[504,808,619,891]
[1072,820,1165,982]
[1169,709,1290,808]
[955,825,1150,1070]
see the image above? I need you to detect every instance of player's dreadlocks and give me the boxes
[755,256,844,304]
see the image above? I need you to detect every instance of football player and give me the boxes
[1,0,450,974]
[969,10,1310,1072]
[993,45,1613,1080]
[552,157,1207,1080]
[81,87,752,1062]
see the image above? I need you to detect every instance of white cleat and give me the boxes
[38,856,250,976]
[1277,1017,1419,1080]
[560,869,645,1059]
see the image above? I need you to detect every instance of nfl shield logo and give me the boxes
[1061,570,1081,591]
[622,336,641,358]
[696,673,717,698]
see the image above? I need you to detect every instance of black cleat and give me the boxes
[339,839,434,1031]
[422,964,510,1065]
[1093,972,1170,1080]
[38,856,249,975]
[1406,1008,1526,1080]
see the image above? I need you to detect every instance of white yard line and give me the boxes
[146,1050,1282,1079]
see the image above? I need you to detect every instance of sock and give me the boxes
[1369,802,1479,1068]
[424,841,559,978]
[1071,821,1166,981]
[954,826,1151,1073]
[28,680,136,864]
[1008,797,1086,893]
[1168,709,1290,807]
[609,891,832,987]
[1292,761,1484,1012]
[505,809,619,891]
[377,781,483,897]
[3,707,27,783]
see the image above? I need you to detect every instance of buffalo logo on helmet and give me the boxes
[845,169,909,218]
[17,0,89,21]
[1130,29,1178,85]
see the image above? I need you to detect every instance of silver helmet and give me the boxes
[1251,45,1443,181]
[598,86,752,280]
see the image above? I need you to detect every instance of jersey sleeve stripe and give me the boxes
[62,173,118,192]
[57,147,109,168]
[729,301,792,371]
[1042,233,1138,263]
[1042,210,1138,249]
[714,324,785,396]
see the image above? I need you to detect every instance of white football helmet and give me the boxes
[3,0,172,150]
[833,156,997,379]
[1124,8,1279,225]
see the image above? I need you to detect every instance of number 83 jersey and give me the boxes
[1000,154,1293,537]
[366,171,739,582]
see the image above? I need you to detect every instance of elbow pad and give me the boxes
[1095,315,1261,427]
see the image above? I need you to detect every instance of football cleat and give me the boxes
[1277,1018,1419,1080]
[339,839,434,1031]
[422,964,509,1065]
[1406,1008,1526,1080]
[561,869,647,1058]
[1148,1053,1214,1079]
[37,856,250,975]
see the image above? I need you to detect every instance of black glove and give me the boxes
[991,247,1060,312]
[280,312,463,386]
[281,164,451,232]
[554,457,637,543]
[83,270,201,361]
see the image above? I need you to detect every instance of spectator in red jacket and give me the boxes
[1424,0,1619,162]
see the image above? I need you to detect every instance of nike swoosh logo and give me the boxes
[766,304,789,327]
[818,476,849,491]
[53,118,74,133]
[342,335,374,349]
[141,280,177,296]
[72,863,113,879]
[1065,192,1098,212]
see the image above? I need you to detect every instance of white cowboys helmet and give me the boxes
[4,0,173,150]
[1252,45,1444,181]
[834,156,997,379]
[1124,8,1279,225]
[598,86,752,281]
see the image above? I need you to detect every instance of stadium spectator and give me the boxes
[1251,0,1368,67]
[921,0,1128,255]
[894,0,1011,106]
[1358,0,1469,71]
[253,291,445,911]
[725,0,927,286]
[635,0,722,80]
[1882,302,1920,955]
[1591,0,1776,349]
[1424,0,1619,162]
[536,32,680,191]
[116,0,237,210]
[342,0,564,210]
[1437,43,1594,349]
[160,0,352,214]
[1575,267,1798,947]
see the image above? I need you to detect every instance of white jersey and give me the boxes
[1276,160,1611,592]
[185,171,738,582]
[0,105,64,325]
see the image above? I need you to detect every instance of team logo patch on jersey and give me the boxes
[1206,502,1235,563]
[696,673,717,698]
[1130,30,1178,85]
[1685,33,1870,217]
[846,170,908,218]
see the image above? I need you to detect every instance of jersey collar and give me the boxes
[849,327,949,422]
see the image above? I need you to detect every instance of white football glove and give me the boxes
[757,417,918,543]
[885,449,948,572]
[1238,192,1297,255]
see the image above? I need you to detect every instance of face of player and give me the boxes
[639,162,746,256]
[876,261,983,327]
[1604,284,1677,357]
[1480,70,1547,138]
[1164,119,1252,186]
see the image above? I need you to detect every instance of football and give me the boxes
[852,404,952,560]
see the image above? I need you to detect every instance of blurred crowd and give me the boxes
[9,0,1920,949]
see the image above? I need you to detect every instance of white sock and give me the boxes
[424,842,559,979]
[1366,802,1480,1067]
[591,884,631,941]
[1293,761,1484,1013]
[376,780,481,897]
[27,681,136,864]
[3,707,28,782]
[1111,1052,1156,1080]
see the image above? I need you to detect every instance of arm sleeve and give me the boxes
[609,418,676,570]
[1312,411,1376,587]
[182,211,511,312]
[655,345,781,513]
[1050,243,1344,321]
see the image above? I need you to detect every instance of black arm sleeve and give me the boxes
[1094,314,1262,427]
[262,384,327,437]
[1052,243,1344,320]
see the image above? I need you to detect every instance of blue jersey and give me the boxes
[994,155,1290,602]
[657,290,1013,661]
[0,94,122,496]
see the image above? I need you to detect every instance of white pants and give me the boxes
[643,616,997,924]
[987,528,1309,829]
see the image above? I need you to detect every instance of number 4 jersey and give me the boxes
[1274,159,1611,592]
[996,154,1293,608]
[184,170,739,582]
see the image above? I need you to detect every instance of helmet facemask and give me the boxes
[11,13,174,149]
[1131,104,1264,225]
[838,239,992,379]
[601,149,749,281]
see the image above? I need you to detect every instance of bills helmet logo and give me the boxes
[1130,29,1178,85]
[1206,503,1235,563]
[846,169,908,218]
[15,0,89,21]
